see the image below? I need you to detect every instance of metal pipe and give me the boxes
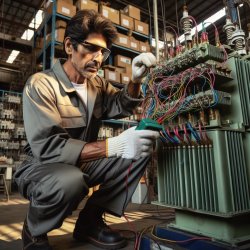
[153,0,159,60]
[236,6,242,29]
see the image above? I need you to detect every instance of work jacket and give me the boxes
[21,60,142,167]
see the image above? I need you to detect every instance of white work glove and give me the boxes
[131,52,157,82]
[107,126,159,160]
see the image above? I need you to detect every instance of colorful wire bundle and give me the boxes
[142,64,217,125]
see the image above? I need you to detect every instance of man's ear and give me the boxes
[64,37,73,55]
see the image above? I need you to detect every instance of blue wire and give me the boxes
[162,129,179,144]
[209,89,219,107]
[146,98,155,117]
[186,122,201,143]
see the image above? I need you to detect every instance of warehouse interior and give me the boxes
[1,0,250,249]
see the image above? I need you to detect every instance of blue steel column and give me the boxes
[43,13,47,70]
[50,0,57,68]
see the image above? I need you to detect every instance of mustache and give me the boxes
[86,61,101,69]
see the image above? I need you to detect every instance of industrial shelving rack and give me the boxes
[0,90,27,194]
[35,1,71,70]
[34,1,152,77]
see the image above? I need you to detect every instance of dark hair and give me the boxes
[64,9,117,50]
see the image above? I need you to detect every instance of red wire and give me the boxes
[174,127,183,142]
[172,236,212,243]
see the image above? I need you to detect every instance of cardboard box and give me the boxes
[104,68,120,83]
[120,73,130,84]
[63,0,73,4]
[114,33,130,48]
[45,28,65,44]
[120,13,134,30]
[47,0,76,18]
[55,28,65,43]
[76,0,98,11]
[139,41,151,52]
[114,55,132,68]
[100,5,119,25]
[125,65,132,75]
[115,67,126,74]
[123,5,140,20]
[56,20,67,29]
[130,37,139,51]
[134,20,149,36]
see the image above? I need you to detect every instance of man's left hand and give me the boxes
[131,52,157,83]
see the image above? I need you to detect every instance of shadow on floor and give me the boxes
[0,193,175,250]
[0,232,136,250]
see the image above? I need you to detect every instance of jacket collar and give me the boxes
[52,59,76,93]
[52,59,101,92]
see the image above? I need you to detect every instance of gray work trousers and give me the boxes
[14,156,150,236]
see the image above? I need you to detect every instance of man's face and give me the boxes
[69,33,109,79]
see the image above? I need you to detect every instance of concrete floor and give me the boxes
[0,193,175,250]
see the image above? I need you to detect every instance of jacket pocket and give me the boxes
[58,104,86,128]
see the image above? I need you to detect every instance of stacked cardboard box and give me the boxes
[122,5,149,36]
[55,28,65,43]
[103,65,120,83]
[41,1,152,85]
[134,20,149,36]
[114,55,132,84]
[56,20,67,29]
[114,55,132,68]
[100,5,120,25]
[139,41,151,52]
[119,13,134,30]
[120,73,130,84]
[123,5,140,20]
[130,37,140,51]
[76,0,98,11]
[103,58,132,85]
[46,28,65,44]
[46,0,76,18]
[114,33,130,49]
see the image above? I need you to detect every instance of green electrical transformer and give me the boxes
[147,45,250,247]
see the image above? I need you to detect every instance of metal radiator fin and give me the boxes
[235,58,250,126]
[157,130,250,215]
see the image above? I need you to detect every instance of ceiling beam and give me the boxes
[0,32,32,53]
[0,17,35,31]
[11,0,42,9]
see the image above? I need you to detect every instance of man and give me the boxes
[15,9,159,250]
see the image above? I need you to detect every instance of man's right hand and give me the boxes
[107,126,159,160]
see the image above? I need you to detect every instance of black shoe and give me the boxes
[73,218,127,249]
[22,218,53,250]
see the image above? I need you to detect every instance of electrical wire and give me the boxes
[151,225,212,244]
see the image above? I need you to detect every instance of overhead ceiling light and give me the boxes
[21,10,43,41]
[6,50,20,64]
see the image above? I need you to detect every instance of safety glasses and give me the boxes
[72,39,111,62]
